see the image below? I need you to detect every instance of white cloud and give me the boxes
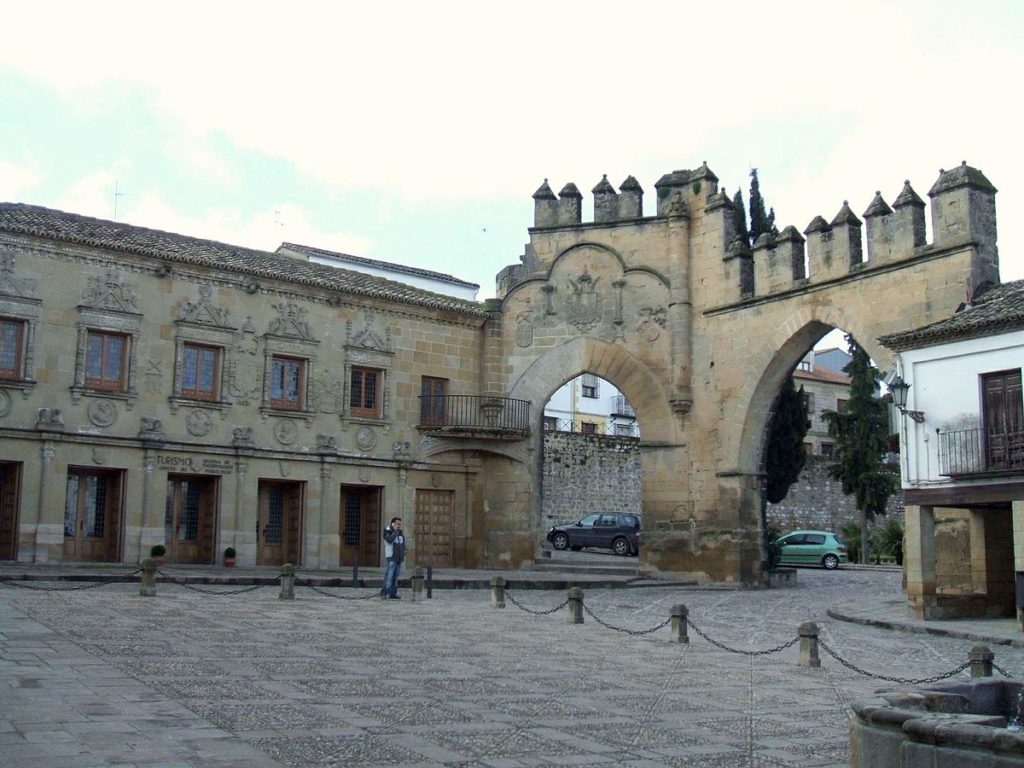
[3,1,1023,278]
[0,159,42,200]
[52,172,374,256]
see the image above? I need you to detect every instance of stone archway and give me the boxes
[491,162,1000,582]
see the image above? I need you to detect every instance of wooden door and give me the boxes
[339,486,381,566]
[414,489,453,567]
[0,463,20,560]
[165,476,218,564]
[63,470,122,562]
[982,369,1023,470]
[258,481,303,566]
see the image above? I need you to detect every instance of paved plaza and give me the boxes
[1,569,1022,768]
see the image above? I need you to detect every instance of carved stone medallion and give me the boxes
[515,312,534,348]
[185,409,213,437]
[0,389,10,418]
[355,426,376,451]
[87,398,118,428]
[92,447,109,465]
[566,271,602,331]
[273,419,298,446]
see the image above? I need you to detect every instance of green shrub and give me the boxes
[839,522,861,563]
[223,546,236,559]
[150,544,166,558]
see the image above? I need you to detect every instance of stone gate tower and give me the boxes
[488,161,999,582]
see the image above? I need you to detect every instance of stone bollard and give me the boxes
[969,643,994,678]
[411,567,425,602]
[139,557,157,597]
[490,576,506,609]
[670,604,689,643]
[797,621,821,668]
[566,586,584,624]
[279,563,296,600]
[426,566,433,599]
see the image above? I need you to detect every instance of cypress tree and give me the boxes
[822,336,898,562]
[749,168,770,242]
[765,379,810,504]
[732,188,749,245]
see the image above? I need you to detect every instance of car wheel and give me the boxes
[552,532,569,550]
[822,554,839,570]
[612,537,630,556]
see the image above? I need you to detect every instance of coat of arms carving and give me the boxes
[566,272,602,332]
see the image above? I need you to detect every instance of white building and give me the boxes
[277,242,480,301]
[880,279,1023,624]
[543,374,638,437]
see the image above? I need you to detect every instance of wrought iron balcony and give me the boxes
[938,427,1024,476]
[612,395,636,419]
[418,395,530,439]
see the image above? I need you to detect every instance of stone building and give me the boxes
[0,159,1004,584]
[0,203,523,568]
[881,279,1023,622]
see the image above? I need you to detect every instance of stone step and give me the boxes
[527,559,640,577]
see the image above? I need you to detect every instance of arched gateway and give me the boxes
[482,162,999,582]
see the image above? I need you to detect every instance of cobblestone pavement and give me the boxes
[2,570,1022,768]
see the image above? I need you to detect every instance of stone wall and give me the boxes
[541,431,641,524]
[766,455,904,534]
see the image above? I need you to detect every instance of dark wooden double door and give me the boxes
[64,469,123,562]
[165,475,218,564]
[339,485,381,566]
[257,480,304,565]
[0,462,20,560]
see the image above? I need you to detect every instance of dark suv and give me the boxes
[546,513,641,556]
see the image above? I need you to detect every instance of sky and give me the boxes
[2,1,1023,305]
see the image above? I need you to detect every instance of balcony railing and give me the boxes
[418,395,530,439]
[612,395,636,419]
[938,427,1024,476]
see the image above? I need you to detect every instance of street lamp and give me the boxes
[889,375,925,423]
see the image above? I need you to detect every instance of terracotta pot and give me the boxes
[223,557,236,567]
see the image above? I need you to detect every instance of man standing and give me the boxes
[380,517,406,599]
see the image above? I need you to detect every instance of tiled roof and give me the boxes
[794,367,851,385]
[0,203,487,317]
[879,278,1024,351]
[279,242,479,290]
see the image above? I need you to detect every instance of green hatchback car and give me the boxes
[775,530,848,569]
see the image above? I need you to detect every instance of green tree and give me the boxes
[748,169,780,243]
[823,336,898,563]
[765,379,810,504]
[732,188,749,245]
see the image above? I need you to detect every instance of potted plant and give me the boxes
[150,544,166,566]
[223,546,236,567]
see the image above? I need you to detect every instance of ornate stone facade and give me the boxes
[0,160,1003,582]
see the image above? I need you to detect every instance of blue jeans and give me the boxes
[381,558,402,597]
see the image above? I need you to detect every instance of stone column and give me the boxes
[905,504,937,619]
[33,442,57,563]
[969,508,988,595]
[316,463,333,570]
[233,459,248,557]
[137,451,158,562]
[1013,500,1024,630]
[666,214,693,416]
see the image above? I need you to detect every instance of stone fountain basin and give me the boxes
[851,678,1024,767]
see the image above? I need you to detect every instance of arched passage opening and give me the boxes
[735,319,903,571]
[507,337,684,564]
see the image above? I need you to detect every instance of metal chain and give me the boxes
[504,589,570,616]
[686,617,800,656]
[299,581,380,601]
[993,663,1015,679]
[0,569,142,592]
[155,570,274,596]
[818,640,971,684]
[581,600,671,636]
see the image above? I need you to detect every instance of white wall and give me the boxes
[898,329,1024,487]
